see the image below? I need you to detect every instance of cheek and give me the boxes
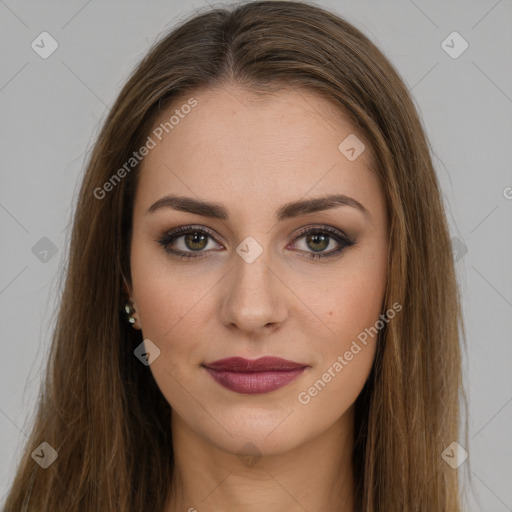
[300,248,386,407]
[315,278,382,381]
[296,341,376,429]
[298,269,384,419]
[316,248,387,345]
[131,269,207,351]
[129,238,217,362]
[335,269,386,333]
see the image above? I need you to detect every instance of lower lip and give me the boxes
[204,367,307,394]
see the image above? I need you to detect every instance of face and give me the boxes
[127,84,388,457]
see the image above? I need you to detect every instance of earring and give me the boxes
[124,302,137,326]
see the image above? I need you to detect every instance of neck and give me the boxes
[164,407,355,512]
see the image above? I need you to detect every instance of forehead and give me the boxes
[134,85,383,222]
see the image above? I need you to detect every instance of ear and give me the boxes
[130,314,142,331]
[122,274,141,330]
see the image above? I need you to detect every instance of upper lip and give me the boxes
[203,356,308,372]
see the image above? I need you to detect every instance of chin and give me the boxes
[196,407,323,458]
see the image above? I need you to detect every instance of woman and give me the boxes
[3,1,467,510]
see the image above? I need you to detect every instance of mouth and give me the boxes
[202,356,309,395]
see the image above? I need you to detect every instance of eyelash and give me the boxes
[155,224,356,262]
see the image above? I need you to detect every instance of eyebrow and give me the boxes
[146,193,370,221]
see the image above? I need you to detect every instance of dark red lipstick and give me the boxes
[202,356,309,394]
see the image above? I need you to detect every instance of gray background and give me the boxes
[1,0,511,510]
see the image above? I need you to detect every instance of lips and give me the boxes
[202,356,309,394]
[204,356,307,372]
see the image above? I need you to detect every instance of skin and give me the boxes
[125,83,388,512]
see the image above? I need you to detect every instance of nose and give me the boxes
[220,247,288,336]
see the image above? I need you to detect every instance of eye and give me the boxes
[156,224,355,261]
[289,225,355,260]
[156,225,222,260]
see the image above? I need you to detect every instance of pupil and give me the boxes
[308,233,328,252]
[185,232,207,251]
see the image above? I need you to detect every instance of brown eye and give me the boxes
[156,226,221,260]
[157,224,355,262]
[304,232,330,252]
[290,226,355,260]
[183,232,209,251]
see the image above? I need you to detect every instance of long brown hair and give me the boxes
[2,1,467,510]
